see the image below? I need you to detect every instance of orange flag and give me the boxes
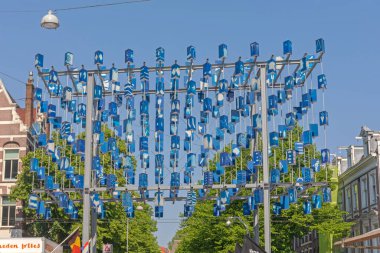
[67,229,81,253]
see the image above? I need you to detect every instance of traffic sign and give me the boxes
[103,244,113,253]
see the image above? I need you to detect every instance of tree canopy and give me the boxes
[172,125,352,253]
[11,127,160,253]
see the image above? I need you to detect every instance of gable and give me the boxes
[0,79,17,108]
[0,79,29,133]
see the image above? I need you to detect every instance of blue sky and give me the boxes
[0,0,379,247]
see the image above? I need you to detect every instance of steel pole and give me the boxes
[376,141,380,226]
[127,218,129,252]
[253,209,259,244]
[260,66,271,253]
[91,207,97,253]
[237,216,250,238]
[250,100,260,244]
[83,74,94,247]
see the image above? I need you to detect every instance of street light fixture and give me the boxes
[127,205,144,252]
[40,10,59,29]
[40,1,149,30]
[226,216,250,237]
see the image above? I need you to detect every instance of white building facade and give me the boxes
[338,127,380,252]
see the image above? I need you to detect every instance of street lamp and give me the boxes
[127,218,129,252]
[226,216,250,237]
[40,10,59,29]
[40,1,150,30]
[127,205,144,252]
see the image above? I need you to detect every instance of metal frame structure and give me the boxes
[32,44,327,253]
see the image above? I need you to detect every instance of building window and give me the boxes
[373,223,379,248]
[369,172,377,205]
[337,189,343,210]
[1,196,16,227]
[364,225,370,253]
[345,186,352,214]
[3,149,19,180]
[361,176,368,209]
[352,183,359,212]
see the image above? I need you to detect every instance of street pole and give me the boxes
[253,209,259,244]
[237,216,250,238]
[375,137,380,226]
[91,207,97,253]
[83,73,94,247]
[227,217,250,238]
[250,99,260,244]
[260,66,271,253]
[127,218,129,252]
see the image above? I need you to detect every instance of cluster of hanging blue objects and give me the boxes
[29,38,331,221]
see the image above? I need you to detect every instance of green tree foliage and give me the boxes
[11,127,160,253]
[173,125,352,253]
[271,203,352,252]
[175,200,254,253]
[98,201,159,253]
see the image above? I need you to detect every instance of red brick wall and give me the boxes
[0,80,30,238]
[0,82,29,192]
[0,111,13,121]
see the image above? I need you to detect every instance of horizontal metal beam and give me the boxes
[31,181,328,207]
[48,82,285,98]
[38,53,323,99]
[37,56,323,77]
[32,182,327,194]
[30,195,258,204]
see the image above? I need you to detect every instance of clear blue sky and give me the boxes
[0,0,379,247]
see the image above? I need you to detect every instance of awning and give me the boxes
[334,228,380,249]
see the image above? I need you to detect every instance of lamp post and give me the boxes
[226,216,250,237]
[127,217,129,253]
[40,1,149,30]
[260,66,271,253]
[127,205,144,252]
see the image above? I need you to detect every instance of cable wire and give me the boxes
[0,71,26,85]
[0,9,42,13]
[55,0,151,12]
[0,0,150,13]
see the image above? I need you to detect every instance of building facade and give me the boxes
[0,74,34,238]
[293,160,339,253]
[293,230,319,253]
[337,126,380,252]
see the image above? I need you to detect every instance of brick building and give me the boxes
[0,73,34,238]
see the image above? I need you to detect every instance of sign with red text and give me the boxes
[0,238,45,253]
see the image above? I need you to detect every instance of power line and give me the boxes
[0,0,151,13]
[0,71,26,85]
[55,0,151,12]
[0,9,42,13]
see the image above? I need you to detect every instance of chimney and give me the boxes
[25,72,34,128]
